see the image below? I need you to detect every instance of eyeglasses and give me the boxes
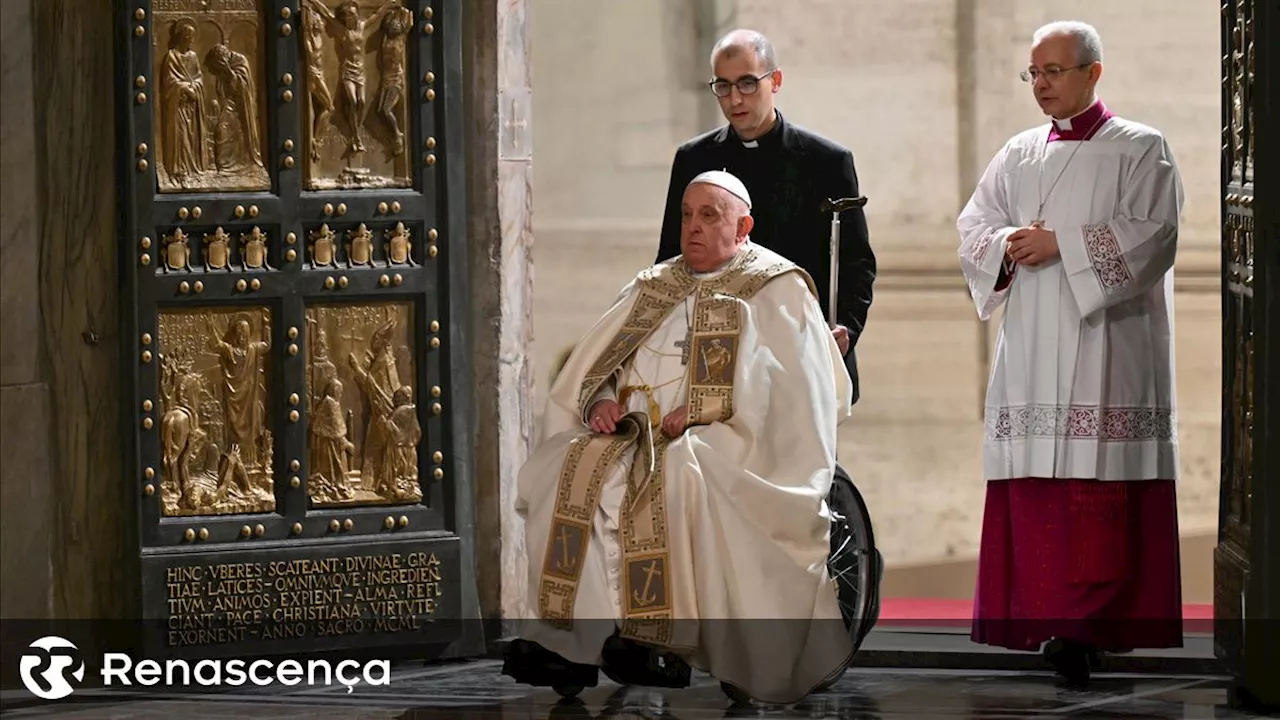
[1020,64,1092,82]
[708,71,775,97]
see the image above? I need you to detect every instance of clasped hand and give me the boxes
[1005,223,1060,268]
[589,399,688,438]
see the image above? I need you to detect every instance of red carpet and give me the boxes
[879,597,1214,632]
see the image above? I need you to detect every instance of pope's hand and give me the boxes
[588,399,624,434]
[832,325,850,355]
[1007,224,1060,267]
[662,405,689,439]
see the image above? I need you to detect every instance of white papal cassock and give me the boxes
[511,243,855,704]
[958,102,1184,483]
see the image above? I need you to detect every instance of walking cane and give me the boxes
[820,196,868,329]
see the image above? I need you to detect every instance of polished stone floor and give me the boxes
[1,659,1271,719]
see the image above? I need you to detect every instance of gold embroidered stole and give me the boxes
[538,247,807,647]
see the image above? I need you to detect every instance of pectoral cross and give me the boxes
[674,327,692,366]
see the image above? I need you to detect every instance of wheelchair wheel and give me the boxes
[810,673,841,694]
[827,463,883,653]
[720,681,753,706]
[553,685,584,700]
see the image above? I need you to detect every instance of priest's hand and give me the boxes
[588,399,624,434]
[662,405,689,439]
[832,325,851,355]
[1007,225,1060,267]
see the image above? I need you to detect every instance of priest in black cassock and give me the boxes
[655,29,876,402]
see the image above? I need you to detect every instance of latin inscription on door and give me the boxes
[142,537,462,657]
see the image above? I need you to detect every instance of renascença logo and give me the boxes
[19,636,85,700]
[18,635,391,698]
[99,655,391,694]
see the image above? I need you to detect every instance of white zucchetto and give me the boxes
[687,170,752,210]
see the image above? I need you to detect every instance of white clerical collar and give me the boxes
[1053,97,1098,130]
[736,111,779,149]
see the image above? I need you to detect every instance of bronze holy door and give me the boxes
[116,0,482,660]
[1216,0,1278,709]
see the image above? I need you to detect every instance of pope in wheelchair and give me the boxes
[502,171,882,707]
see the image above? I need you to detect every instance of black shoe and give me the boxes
[599,634,692,688]
[1043,638,1091,688]
[502,638,599,690]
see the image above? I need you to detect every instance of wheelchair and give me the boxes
[535,349,884,704]
[529,462,884,706]
[717,462,883,704]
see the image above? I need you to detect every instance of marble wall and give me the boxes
[465,0,536,630]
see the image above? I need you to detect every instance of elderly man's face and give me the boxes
[1029,33,1100,119]
[680,183,752,272]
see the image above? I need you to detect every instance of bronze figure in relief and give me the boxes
[163,228,193,272]
[301,4,336,163]
[157,307,276,517]
[385,222,414,266]
[1228,0,1254,183]
[347,223,375,267]
[309,224,339,267]
[240,226,271,270]
[203,228,233,270]
[205,37,267,179]
[158,18,208,189]
[299,0,414,190]
[1243,3,1254,183]
[305,303,423,507]
[153,0,270,193]
[309,375,356,503]
[373,2,413,155]
[1231,15,1245,180]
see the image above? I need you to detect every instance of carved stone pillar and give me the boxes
[1,0,132,634]
[464,0,534,640]
[38,0,133,623]
[0,0,55,621]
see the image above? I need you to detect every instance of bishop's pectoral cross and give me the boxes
[674,326,693,366]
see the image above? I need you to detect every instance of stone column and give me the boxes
[36,0,133,623]
[465,0,534,642]
[1,0,132,637]
[0,0,54,621]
